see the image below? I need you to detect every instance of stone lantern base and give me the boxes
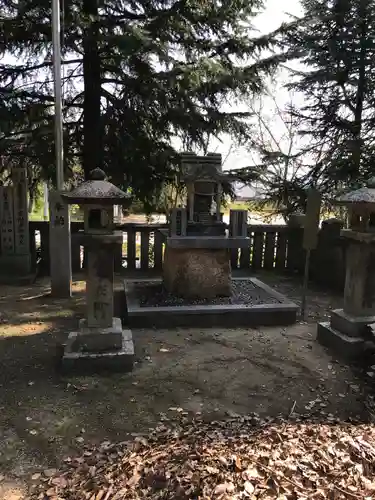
[60,317,134,373]
[317,309,373,357]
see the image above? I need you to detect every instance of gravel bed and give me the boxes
[136,279,281,307]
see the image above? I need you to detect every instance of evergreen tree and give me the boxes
[281,0,375,195]
[0,0,279,203]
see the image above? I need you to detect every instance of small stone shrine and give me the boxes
[0,166,31,277]
[161,152,250,298]
[60,168,134,372]
[317,178,375,355]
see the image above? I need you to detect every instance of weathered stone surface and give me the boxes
[12,166,30,257]
[86,248,114,328]
[330,309,375,338]
[343,241,375,316]
[70,332,123,352]
[66,317,125,353]
[317,322,366,357]
[163,246,231,298]
[49,191,72,298]
[61,329,134,374]
[0,186,15,256]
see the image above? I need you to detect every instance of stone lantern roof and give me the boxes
[335,178,375,206]
[61,168,130,205]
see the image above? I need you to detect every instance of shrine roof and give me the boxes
[180,152,239,182]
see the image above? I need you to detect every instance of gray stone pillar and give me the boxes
[49,190,72,297]
[0,186,15,256]
[86,246,114,328]
[342,237,375,317]
[12,167,31,273]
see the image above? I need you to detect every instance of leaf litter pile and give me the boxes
[29,415,375,500]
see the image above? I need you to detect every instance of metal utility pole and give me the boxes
[50,0,72,298]
[52,0,64,191]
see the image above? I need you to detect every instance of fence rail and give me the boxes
[29,221,293,275]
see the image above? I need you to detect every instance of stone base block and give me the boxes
[317,322,366,357]
[73,317,123,352]
[60,324,134,374]
[330,309,375,338]
[163,246,231,298]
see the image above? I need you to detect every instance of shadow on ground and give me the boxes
[0,273,372,498]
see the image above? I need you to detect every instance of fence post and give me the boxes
[229,210,247,269]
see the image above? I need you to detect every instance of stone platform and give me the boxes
[124,277,298,328]
[60,317,134,374]
[317,322,367,358]
[317,308,373,358]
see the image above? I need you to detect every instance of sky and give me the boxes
[215,0,304,172]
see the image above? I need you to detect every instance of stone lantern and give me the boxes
[317,178,375,355]
[60,168,134,372]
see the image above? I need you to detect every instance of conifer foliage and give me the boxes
[283,0,375,193]
[0,0,277,201]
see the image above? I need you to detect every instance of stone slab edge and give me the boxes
[330,308,375,338]
[124,277,299,328]
[250,277,299,308]
[317,322,366,358]
[60,330,134,374]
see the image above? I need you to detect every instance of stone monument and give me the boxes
[317,178,375,356]
[60,168,134,372]
[0,166,31,276]
[49,190,72,297]
[161,152,250,298]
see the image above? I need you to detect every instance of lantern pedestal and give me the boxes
[317,230,375,357]
[61,318,134,373]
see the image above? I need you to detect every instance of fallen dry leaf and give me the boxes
[28,416,375,500]
[244,480,255,494]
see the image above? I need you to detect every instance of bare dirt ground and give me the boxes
[0,272,372,499]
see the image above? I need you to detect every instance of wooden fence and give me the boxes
[29,221,297,275]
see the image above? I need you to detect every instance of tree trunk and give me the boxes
[82,0,102,179]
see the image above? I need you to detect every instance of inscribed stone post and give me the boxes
[49,190,72,297]
[86,247,114,328]
[0,186,15,256]
[12,166,30,257]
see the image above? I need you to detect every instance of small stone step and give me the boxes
[317,322,366,357]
